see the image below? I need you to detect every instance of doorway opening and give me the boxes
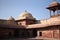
[39,32,42,36]
[33,29,37,37]
[9,32,12,37]
[14,29,19,37]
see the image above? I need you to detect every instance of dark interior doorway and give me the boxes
[14,29,19,37]
[39,32,42,36]
[21,31,30,38]
[9,32,11,37]
[33,29,37,37]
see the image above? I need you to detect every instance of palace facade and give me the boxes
[0,0,60,39]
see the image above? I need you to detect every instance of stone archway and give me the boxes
[20,30,30,38]
[14,29,19,37]
[32,29,37,37]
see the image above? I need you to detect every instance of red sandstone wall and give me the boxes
[37,26,60,38]
[40,30,59,38]
[18,20,35,26]
[53,30,59,38]
[18,21,26,26]
[26,20,35,25]
[0,28,14,38]
[42,30,53,38]
[59,29,60,38]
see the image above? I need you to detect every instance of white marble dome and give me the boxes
[16,10,35,20]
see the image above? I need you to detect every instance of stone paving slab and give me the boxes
[0,39,60,40]
[0,37,60,40]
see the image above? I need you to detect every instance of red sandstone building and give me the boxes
[0,0,60,39]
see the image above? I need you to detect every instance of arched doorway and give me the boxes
[14,29,19,37]
[39,32,42,36]
[33,29,37,37]
[21,30,30,38]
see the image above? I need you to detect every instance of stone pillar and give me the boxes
[57,9,58,16]
[58,29,60,39]
[28,30,33,37]
[56,8,58,16]
[37,31,40,37]
[11,31,14,37]
[50,10,51,17]
[52,30,54,38]
[9,30,14,37]
[59,29,60,39]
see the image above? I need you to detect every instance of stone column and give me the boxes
[56,8,58,16]
[58,29,60,39]
[10,30,14,37]
[28,30,33,37]
[51,29,54,38]
[59,29,60,39]
[37,31,40,37]
[50,10,51,17]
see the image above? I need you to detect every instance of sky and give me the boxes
[0,0,60,20]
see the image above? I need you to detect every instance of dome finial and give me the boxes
[25,10,27,12]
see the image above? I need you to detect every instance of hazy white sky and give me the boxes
[0,0,60,20]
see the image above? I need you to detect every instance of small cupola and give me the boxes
[7,16,15,21]
[47,0,60,17]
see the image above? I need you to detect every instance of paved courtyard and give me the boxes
[0,37,60,40]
